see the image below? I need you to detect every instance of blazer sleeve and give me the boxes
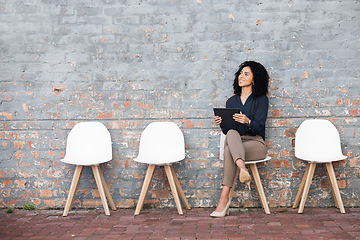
[248,96,268,135]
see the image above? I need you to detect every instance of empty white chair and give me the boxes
[292,119,347,213]
[61,122,116,216]
[219,132,271,214]
[133,122,191,215]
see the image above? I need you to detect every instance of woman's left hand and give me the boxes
[233,113,251,126]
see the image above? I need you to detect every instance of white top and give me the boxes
[61,122,112,166]
[134,122,185,165]
[295,119,347,163]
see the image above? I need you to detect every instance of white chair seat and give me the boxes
[292,119,347,214]
[133,156,183,165]
[133,122,190,215]
[245,156,272,164]
[301,156,347,163]
[61,158,110,166]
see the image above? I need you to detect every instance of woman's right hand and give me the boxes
[214,116,222,125]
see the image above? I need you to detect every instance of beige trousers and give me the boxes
[222,129,267,187]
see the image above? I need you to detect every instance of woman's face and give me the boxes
[238,66,254,88]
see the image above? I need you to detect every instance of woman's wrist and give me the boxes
[247,119,251,126]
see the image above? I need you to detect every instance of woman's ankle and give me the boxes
[215,198,229,211]
[220,194,229,202]
[235,158,246,169]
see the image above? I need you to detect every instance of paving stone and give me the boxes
[1,208,359,239]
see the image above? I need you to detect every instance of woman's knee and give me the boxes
[226,129,240,140]
[227,129,238,136]
[226,130,243,146]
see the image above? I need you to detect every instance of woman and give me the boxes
[211,61,269,218]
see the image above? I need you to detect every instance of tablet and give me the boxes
[213,108,241,125]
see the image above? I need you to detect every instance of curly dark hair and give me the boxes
[233,61,269,98]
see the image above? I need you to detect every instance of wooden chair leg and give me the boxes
[293,163,311,209]
[324,163,339,209]
[249,164,270,215]
[170,166,191,210]
[63,165,83,217]
[68,166,84,213]
[298,162,317,214]
[99,167,116,211]
[324,162,345,214]
[134,164,156,215]
[164,165,183,215]
[92,165,110,215]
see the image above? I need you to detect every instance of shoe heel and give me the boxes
[240,168,251,190]
[245,181,251,190]
[210,198,231,218]
[226,199,231,216]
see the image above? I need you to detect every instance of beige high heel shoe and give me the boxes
[239,168,251,190]
[210,198,231,218]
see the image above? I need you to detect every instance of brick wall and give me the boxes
[0,0,359,209]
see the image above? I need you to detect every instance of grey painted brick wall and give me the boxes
[0,0,359,210]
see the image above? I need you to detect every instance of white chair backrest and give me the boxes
[219,132,226,160]
[295,119,347,162]
[134,122,185,165]
[61,122,112,165]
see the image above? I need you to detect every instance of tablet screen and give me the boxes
[213,108,240,125]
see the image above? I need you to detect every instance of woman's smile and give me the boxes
[238,66,254,87]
